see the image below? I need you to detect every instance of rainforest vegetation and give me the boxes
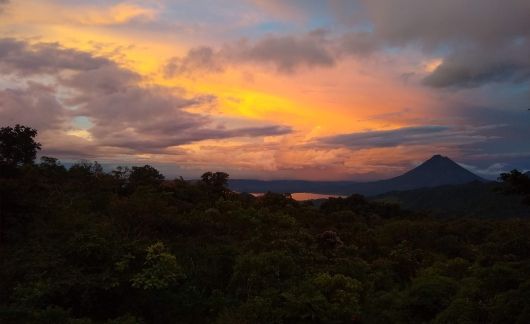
[1,125,530,324]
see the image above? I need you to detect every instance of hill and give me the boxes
[373,154,483,190]
[374,181,530,218]
[2,134,530,322]
[229,154,485,196]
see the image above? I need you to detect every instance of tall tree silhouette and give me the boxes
[500,170,530,205]
[129,165,165,189]
[0,124,41,167]
[0,125,41,243]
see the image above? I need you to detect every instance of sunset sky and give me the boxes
[0,0,529,180]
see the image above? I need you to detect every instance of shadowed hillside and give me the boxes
[374,181,530,218]
[2,125,530,323]
[230,155,485,196]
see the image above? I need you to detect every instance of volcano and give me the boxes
[372,154,485,192]
[229,155,486,196]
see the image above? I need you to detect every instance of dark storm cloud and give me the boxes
[165,31,335,76]
[424,59,525,89]
[422,42,530,88]
[167,0,530,87]
[338,32,379,57]
[229,32,335,73]
[320,126,448,148]
[360,0,530,47]
[0,38,110,76]
[232,1,530,88]
[319,125,494,149]
[164,46,223,77]
[357,0,530,88]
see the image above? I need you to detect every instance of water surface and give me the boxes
[252,192,346,201]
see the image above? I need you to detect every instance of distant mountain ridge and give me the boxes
[229,155,486,196]
[372,154,484,192]
[374,181,530,218]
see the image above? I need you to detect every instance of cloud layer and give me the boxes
[319,125,495,150]
[165,31,336,76]
[360,0,530,88]
[0,38,292,158]
[0,0,529,179]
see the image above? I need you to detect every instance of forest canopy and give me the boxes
[1,125,530,324]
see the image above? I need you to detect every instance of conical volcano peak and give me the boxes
[391,154,484,190]
[419,154,462,169]
[426,154,452,162]
[230,154,486,196]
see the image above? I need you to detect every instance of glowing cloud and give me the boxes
[0,0,528,179]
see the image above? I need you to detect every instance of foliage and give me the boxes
[500,170,530,205]
[0,124,41,166]
[131,242,185,290]
[375,181,530,218]
[2,125,530,323]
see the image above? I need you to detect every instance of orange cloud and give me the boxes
[3,1,157,26]
[2,1,508,180]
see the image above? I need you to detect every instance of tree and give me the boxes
[316,230,344,251]
[282,273,362,322]
[38,156,67,175]
[0,125,41,242]
[201,171,230,199]
[499,170,530,205]
[0,124,41,167]
[129,165,165,189]
[400,275,458,322]
[201,171,229,188]
[131,242,185,290]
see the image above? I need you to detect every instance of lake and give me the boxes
[252,192,346,201]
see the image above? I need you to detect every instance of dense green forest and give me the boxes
[374,181,530,218]
[1,125,530,324]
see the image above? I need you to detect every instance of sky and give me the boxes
[0,0,529,180]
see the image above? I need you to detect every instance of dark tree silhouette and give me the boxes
[2,126,530,323]
[201,171,229,188]
[316,230,344,251]
[500,170,530,205]
[0,124,41,167]
[200,171,230,202]
[129,165,165,188]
